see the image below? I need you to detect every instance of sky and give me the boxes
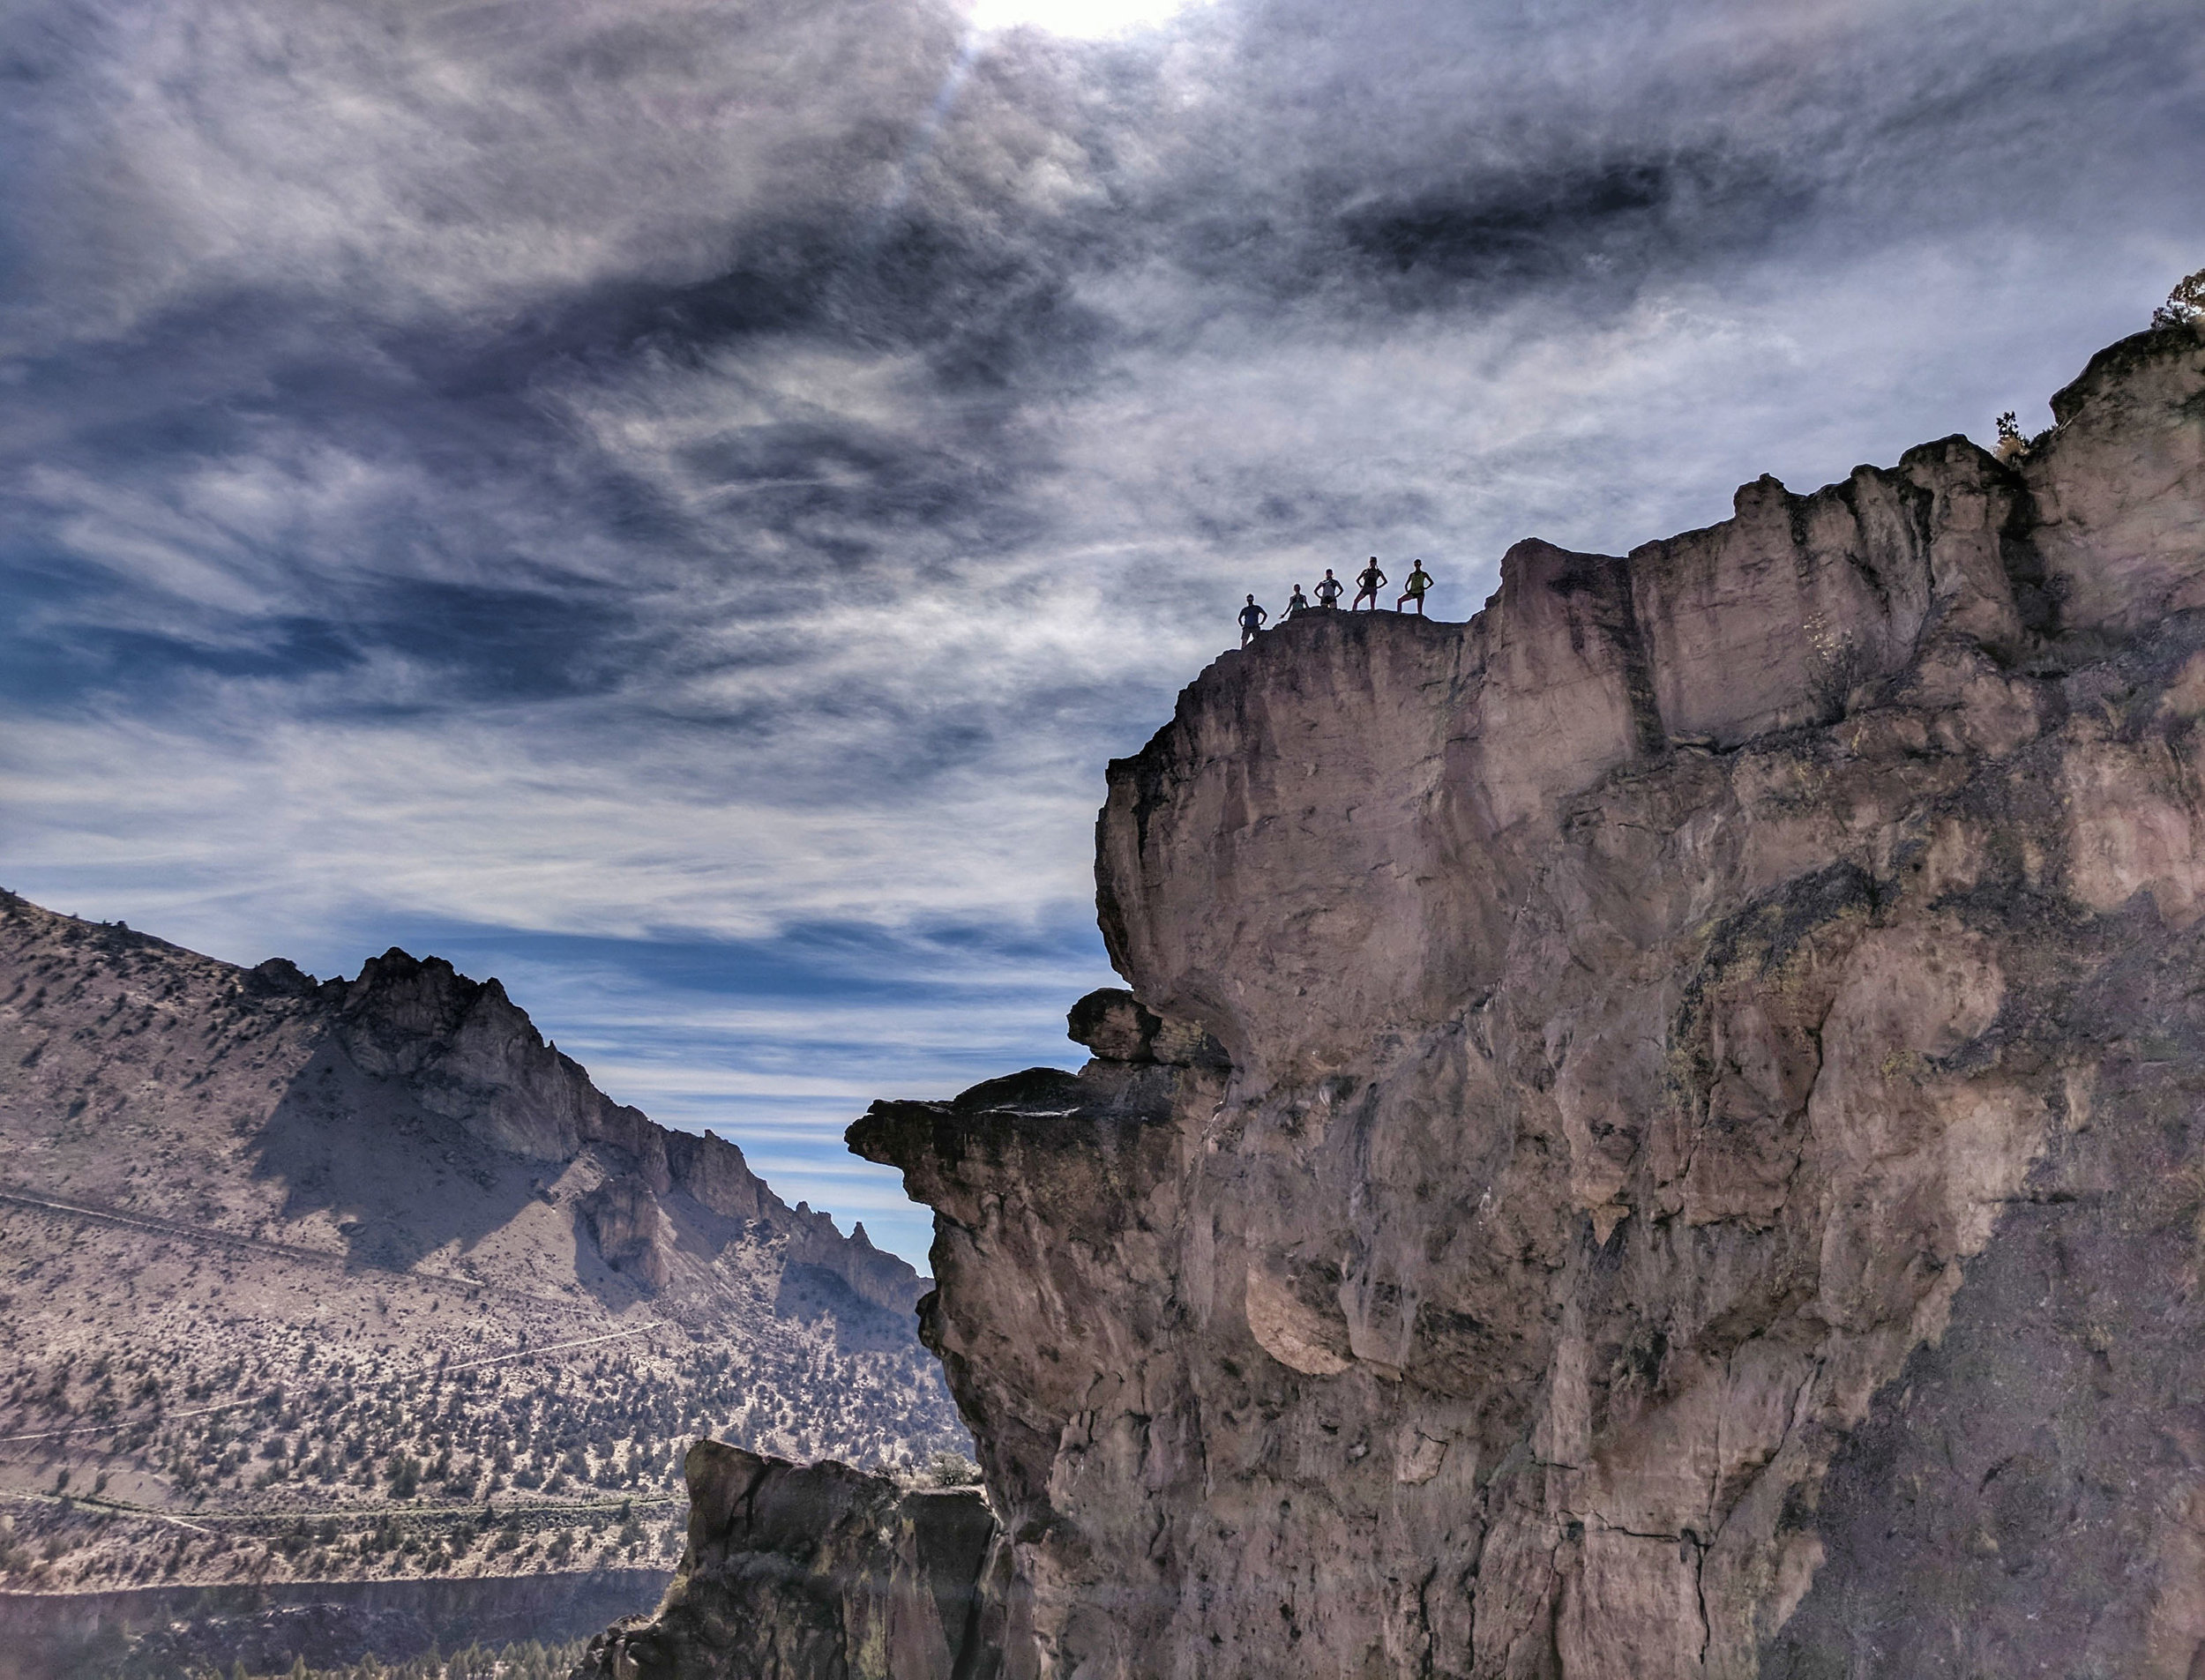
[2,0,2201,1267]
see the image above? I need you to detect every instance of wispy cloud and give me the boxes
[4,0,2201,1261]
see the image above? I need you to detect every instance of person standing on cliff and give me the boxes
[1314,569,1343,609]
[1238,594,1268,646]
[1284,582,1310,618]
[1397,560,1433,615]
[1353,556,1387,610]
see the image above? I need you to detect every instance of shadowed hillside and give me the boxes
[0,892,965,1613]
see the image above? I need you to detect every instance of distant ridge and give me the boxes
[0,889,965,1605]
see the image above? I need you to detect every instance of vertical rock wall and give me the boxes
[855,325,2205,1676]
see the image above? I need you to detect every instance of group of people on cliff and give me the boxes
[1237,557,1434,646]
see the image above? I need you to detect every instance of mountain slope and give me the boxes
[0,893,964,1599]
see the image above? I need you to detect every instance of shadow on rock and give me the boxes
[577,1441,1008,1680]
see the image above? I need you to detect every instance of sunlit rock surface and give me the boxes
[853,325,2205,1677]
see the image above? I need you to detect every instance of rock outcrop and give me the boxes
[327,945,921,1313]
[576,1443,1000,1680]
[852,324,2205,1676]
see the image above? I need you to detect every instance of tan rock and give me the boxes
[854,326,2205,1677]
[572,1442,1000,1680]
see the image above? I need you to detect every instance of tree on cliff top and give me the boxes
[2153,267,2205,330]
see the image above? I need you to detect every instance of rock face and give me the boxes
[318,944,922,1314]
[852,325,2205,1677]
[576,1443,1000,1680]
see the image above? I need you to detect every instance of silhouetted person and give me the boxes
[1314,569,1343,609]
[1353,557,1387,610]
[1285,583,1310,617]
[1238,594,1268,646]
[1398,560,1433,615]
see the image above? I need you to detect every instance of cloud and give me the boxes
[1,0,981,340]
[3,0,2201,1257]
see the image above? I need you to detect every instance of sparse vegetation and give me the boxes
[924,1449,983,1488]
[64,1632,588,1680]
[1803,611,1872,722]
[0,892,969,1596]
[1,1322,963,1589]
[2152,266,2205,331]
[296,1637,587,1680]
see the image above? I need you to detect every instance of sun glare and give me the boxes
[964,0,1198,39]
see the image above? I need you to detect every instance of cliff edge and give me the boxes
[852,323,2205,1677]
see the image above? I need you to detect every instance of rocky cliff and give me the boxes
[850,323,2205,1677]
[311,942,921,1314]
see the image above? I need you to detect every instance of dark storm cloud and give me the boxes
[1135,0,2201,319]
